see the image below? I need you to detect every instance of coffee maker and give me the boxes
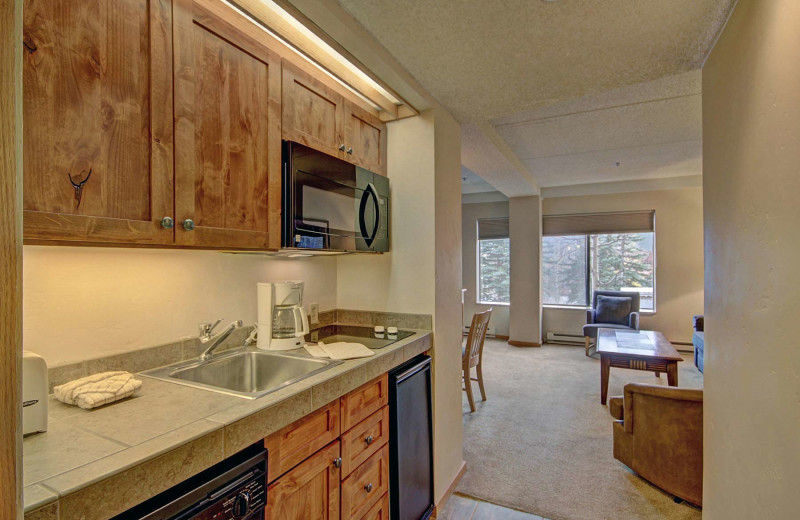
[256,281,310,350]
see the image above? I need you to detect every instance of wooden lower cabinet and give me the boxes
[340,374,389,432]
[265,401,340,481]
[264,375,392,520]
[340,445,390,520]
[357,493,389,520]
[265,440,341,520]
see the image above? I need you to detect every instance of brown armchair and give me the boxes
[609,383,703,506]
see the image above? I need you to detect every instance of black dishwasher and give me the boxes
[112,443,267,520]
[389,354,434,520]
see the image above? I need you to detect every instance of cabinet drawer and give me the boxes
[341,406,389,477]
[264,400,340,482]
[358,492,389,520]
[341,445,390,520]
[341,374,389,432]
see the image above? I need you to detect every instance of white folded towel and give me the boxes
[304,341,375,360]
[54,371,142,410]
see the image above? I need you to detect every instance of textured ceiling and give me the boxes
[335,0,734,192]
[461,166,497,194]
[337,0,734,122]
[496,70,703,187]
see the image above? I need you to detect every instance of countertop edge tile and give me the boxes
[22,484,59,513]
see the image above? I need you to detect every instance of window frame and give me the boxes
[542,231,657,313]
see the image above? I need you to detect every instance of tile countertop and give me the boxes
[23,330,432,517]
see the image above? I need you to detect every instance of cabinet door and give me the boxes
[265,400,340,483]
[173,0,281,250]
[344,102,387,176]
[22,0,174,244]
[282,60,345,159]
[266,441,341,520]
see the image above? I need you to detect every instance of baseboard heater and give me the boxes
[463,323,497,337]
[545,331,584,345]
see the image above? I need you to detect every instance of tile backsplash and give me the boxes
[46,309,431,392]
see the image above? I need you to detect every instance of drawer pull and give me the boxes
[364,483,373,493]
[364,435,374,446]
[333,457,342,468]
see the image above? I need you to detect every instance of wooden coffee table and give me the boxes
[596,328,683,404]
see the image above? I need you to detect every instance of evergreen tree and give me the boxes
[479,239,510,302]
[590,233,653,293]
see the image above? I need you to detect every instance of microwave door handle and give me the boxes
[358,184,380,247]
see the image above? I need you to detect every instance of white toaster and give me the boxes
[23,351,48,435]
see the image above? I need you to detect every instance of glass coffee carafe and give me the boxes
[272,282,305,339]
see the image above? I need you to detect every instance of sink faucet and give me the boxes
[199,320,244,361]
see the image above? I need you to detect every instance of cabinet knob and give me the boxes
[346,147,353,155]
[364,435,374,446]
[333,457,342,468]
[160,216,174,229]
[182,219,195,231]
[364,483,373,493]
[338,144,346,151]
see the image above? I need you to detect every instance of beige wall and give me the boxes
[461,201,510,336]
[336,112,436,315]
[509,196,542,344]
[23,247,338,366]
[542,187,704,344]
[702,0,800,516]
[432,107,465,504]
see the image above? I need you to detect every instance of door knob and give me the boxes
[182,219,195,231]
[364,483,373,493]
[346,147,353,155]
[160,216,174,229]
[338,144,346,151]
[333,457,342,468]
[364,435,374,446]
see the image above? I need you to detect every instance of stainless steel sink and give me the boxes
[141,348,341,399]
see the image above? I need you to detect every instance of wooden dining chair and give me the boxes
[463,309,492,413]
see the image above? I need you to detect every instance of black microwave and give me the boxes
[282,141,389,252]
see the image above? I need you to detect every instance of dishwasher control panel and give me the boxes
[193,476,265,520]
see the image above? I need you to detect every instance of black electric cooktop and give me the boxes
[305,325,414,349]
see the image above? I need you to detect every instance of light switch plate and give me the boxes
[310,303,319,325]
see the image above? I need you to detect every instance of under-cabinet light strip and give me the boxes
[222,0,396,112]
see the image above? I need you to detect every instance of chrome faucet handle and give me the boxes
[199,320,245,361]
[199,319,223,343]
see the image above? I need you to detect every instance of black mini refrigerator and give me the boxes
[389,354,434,520]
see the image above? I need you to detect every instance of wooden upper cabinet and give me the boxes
[22,0,175,244]
[344,102,387,176]
[282,59,388,176]
[173,0,281,250]
[282,60,345,159]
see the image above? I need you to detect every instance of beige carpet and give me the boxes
[456,340,704,520]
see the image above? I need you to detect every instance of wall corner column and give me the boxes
[508,195,542,346]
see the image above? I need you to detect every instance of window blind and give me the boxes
[542,210,655,237]
[477,217,509,240]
